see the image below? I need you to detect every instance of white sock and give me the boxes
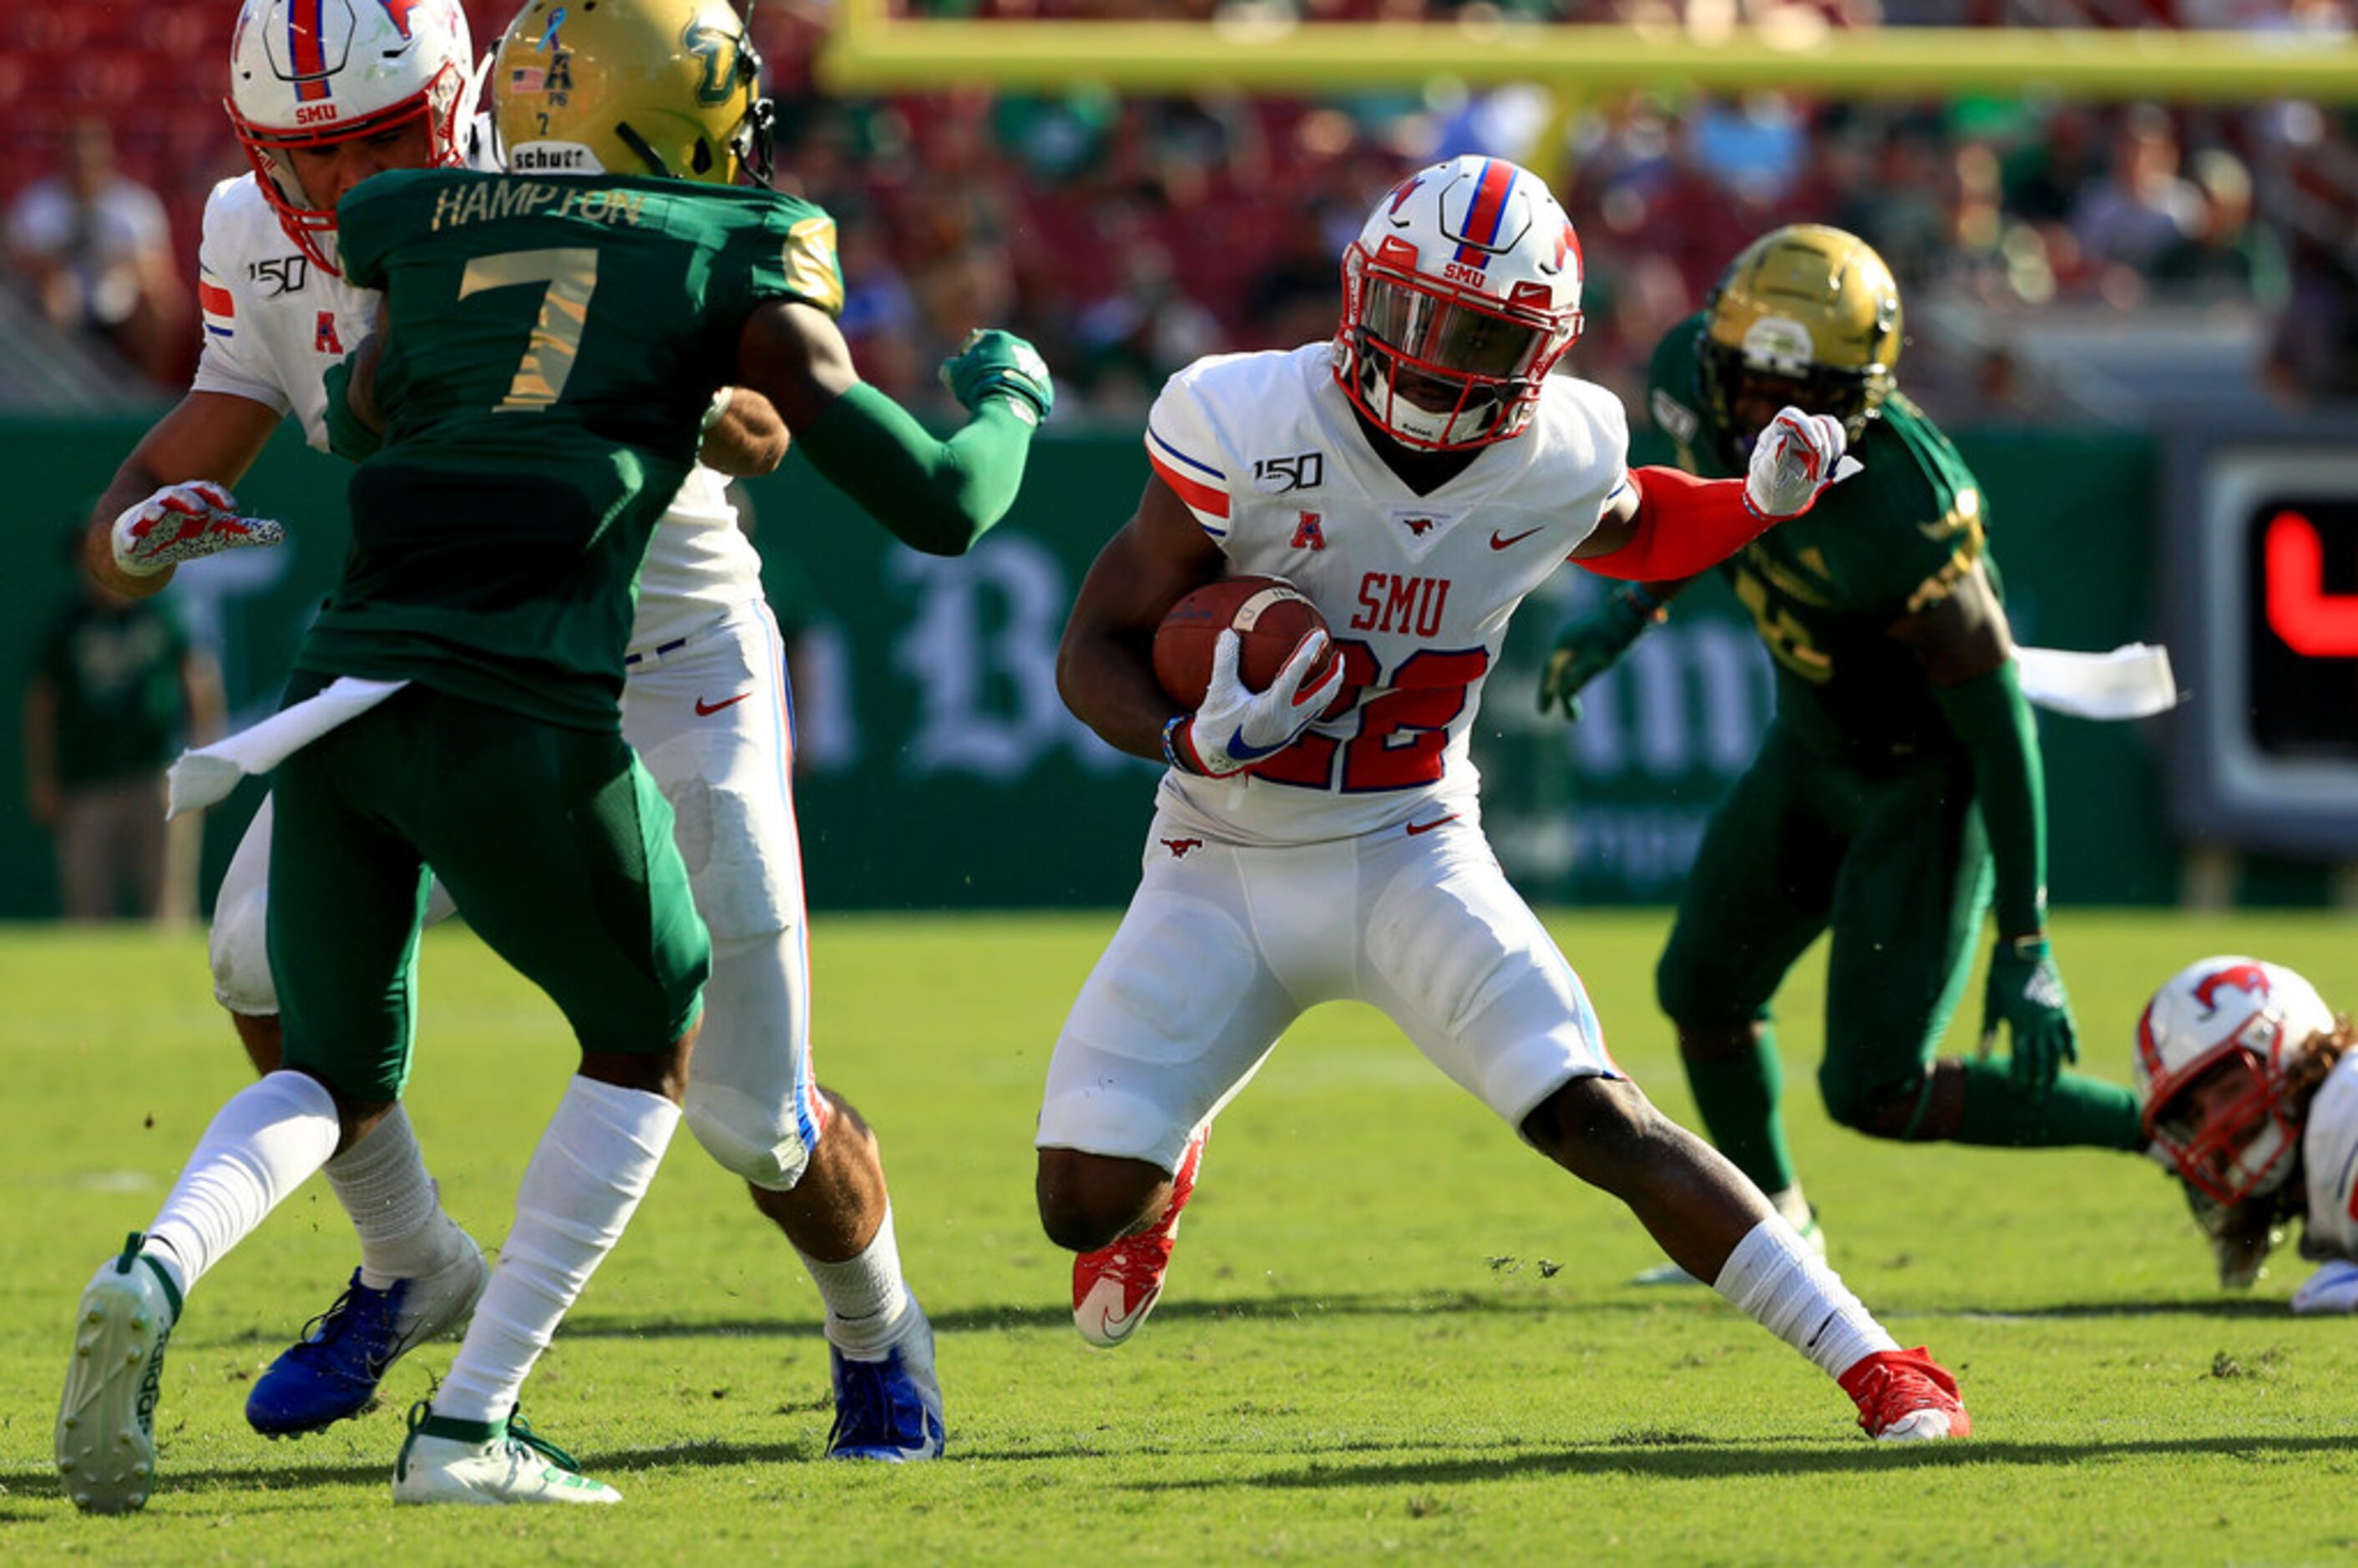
[323,1104,469,1290]
[797,1205,913,1358]
[1712,1216,1898,1382]
[1764,1183,1814,1232]
[144,1071,341,1302]
[432,1077,680,1425]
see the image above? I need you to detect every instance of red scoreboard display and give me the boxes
[2173,441,2358,856]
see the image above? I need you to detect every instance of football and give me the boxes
[1153,574,1332,709]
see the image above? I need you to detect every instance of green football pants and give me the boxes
[266,684,711,1104]
[1655,722,1991,1130]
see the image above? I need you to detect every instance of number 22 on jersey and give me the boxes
[1250,640,1491,792]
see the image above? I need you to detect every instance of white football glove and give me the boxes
[112,481,286,577]
[1171,628,1346,779]
[1743,406,1861,522]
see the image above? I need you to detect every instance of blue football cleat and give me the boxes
[246,1239,487,1439]
[824,1300,945,1462]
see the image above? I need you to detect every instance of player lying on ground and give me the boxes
[2134,957,2358,1313]
[1535,225,2148,1282]
[59,0,1049,1512]
[1038,157,1968,1443]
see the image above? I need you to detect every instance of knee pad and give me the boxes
[683,1078,814,1191]
[209,879,279,1017]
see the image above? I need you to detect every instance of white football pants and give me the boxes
[1037,809,1621,1172]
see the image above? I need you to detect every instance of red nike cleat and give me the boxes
[1072,1130,1207,1349]
[1839,1346,1971,1441]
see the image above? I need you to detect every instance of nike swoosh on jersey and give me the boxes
[694,692,753,717]
[1404,814,1460,836]
[1490,527,1543,549]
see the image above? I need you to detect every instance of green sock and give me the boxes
[1953,1058,2147,1150]
[1681,1026,1795,1193]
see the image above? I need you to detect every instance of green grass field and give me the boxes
[3,912,2355,1564]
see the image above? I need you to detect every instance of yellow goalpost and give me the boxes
[819,0,2358,104]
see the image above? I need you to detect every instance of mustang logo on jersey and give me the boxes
[1401,516,1438,537]
[1161,837,1205,859]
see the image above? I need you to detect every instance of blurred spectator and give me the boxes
[1241,208,1343,351]
[2150,149,2290,306]
[836,216,929,402]
[2071,106,2204,276]
[2262,235,2358,404]
[3,119,187,386]
[3,1,2346,429]
[2001,104,2102,288]
[24,532,223,923]
[1071,235,1225,412]
[1837,119,1954,290]
[2256,107,2358,402]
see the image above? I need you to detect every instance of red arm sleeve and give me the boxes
[1576,466,1776,582]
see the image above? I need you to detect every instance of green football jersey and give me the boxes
[1647,312,1991,763]
[299,169,844,729]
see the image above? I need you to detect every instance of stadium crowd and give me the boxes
[2,1,2351,414]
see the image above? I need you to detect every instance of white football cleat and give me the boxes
[57,1233,182,1515]
[392,1404,621,1505]
[1074,1129,1206,1349]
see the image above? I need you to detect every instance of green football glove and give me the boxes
[939,328,1054,424]
[1981,935,2077,1097]
[1536,587,1662,721]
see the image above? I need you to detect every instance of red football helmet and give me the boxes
[1333,155,1585,452]
[225,0,475,276]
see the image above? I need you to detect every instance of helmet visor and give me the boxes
[1361,275,1552,382]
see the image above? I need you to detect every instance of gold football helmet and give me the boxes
[494,0,772,185]
[1698,225,1900,468]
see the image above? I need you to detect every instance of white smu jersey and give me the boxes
[2301,1053,2358,1262]
[1145,342,1628,844]
[186,174,763,655]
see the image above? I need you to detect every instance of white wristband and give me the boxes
[700,386,734,435]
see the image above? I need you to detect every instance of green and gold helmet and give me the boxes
[494,0,772,185]
[1698,225,1900,469]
